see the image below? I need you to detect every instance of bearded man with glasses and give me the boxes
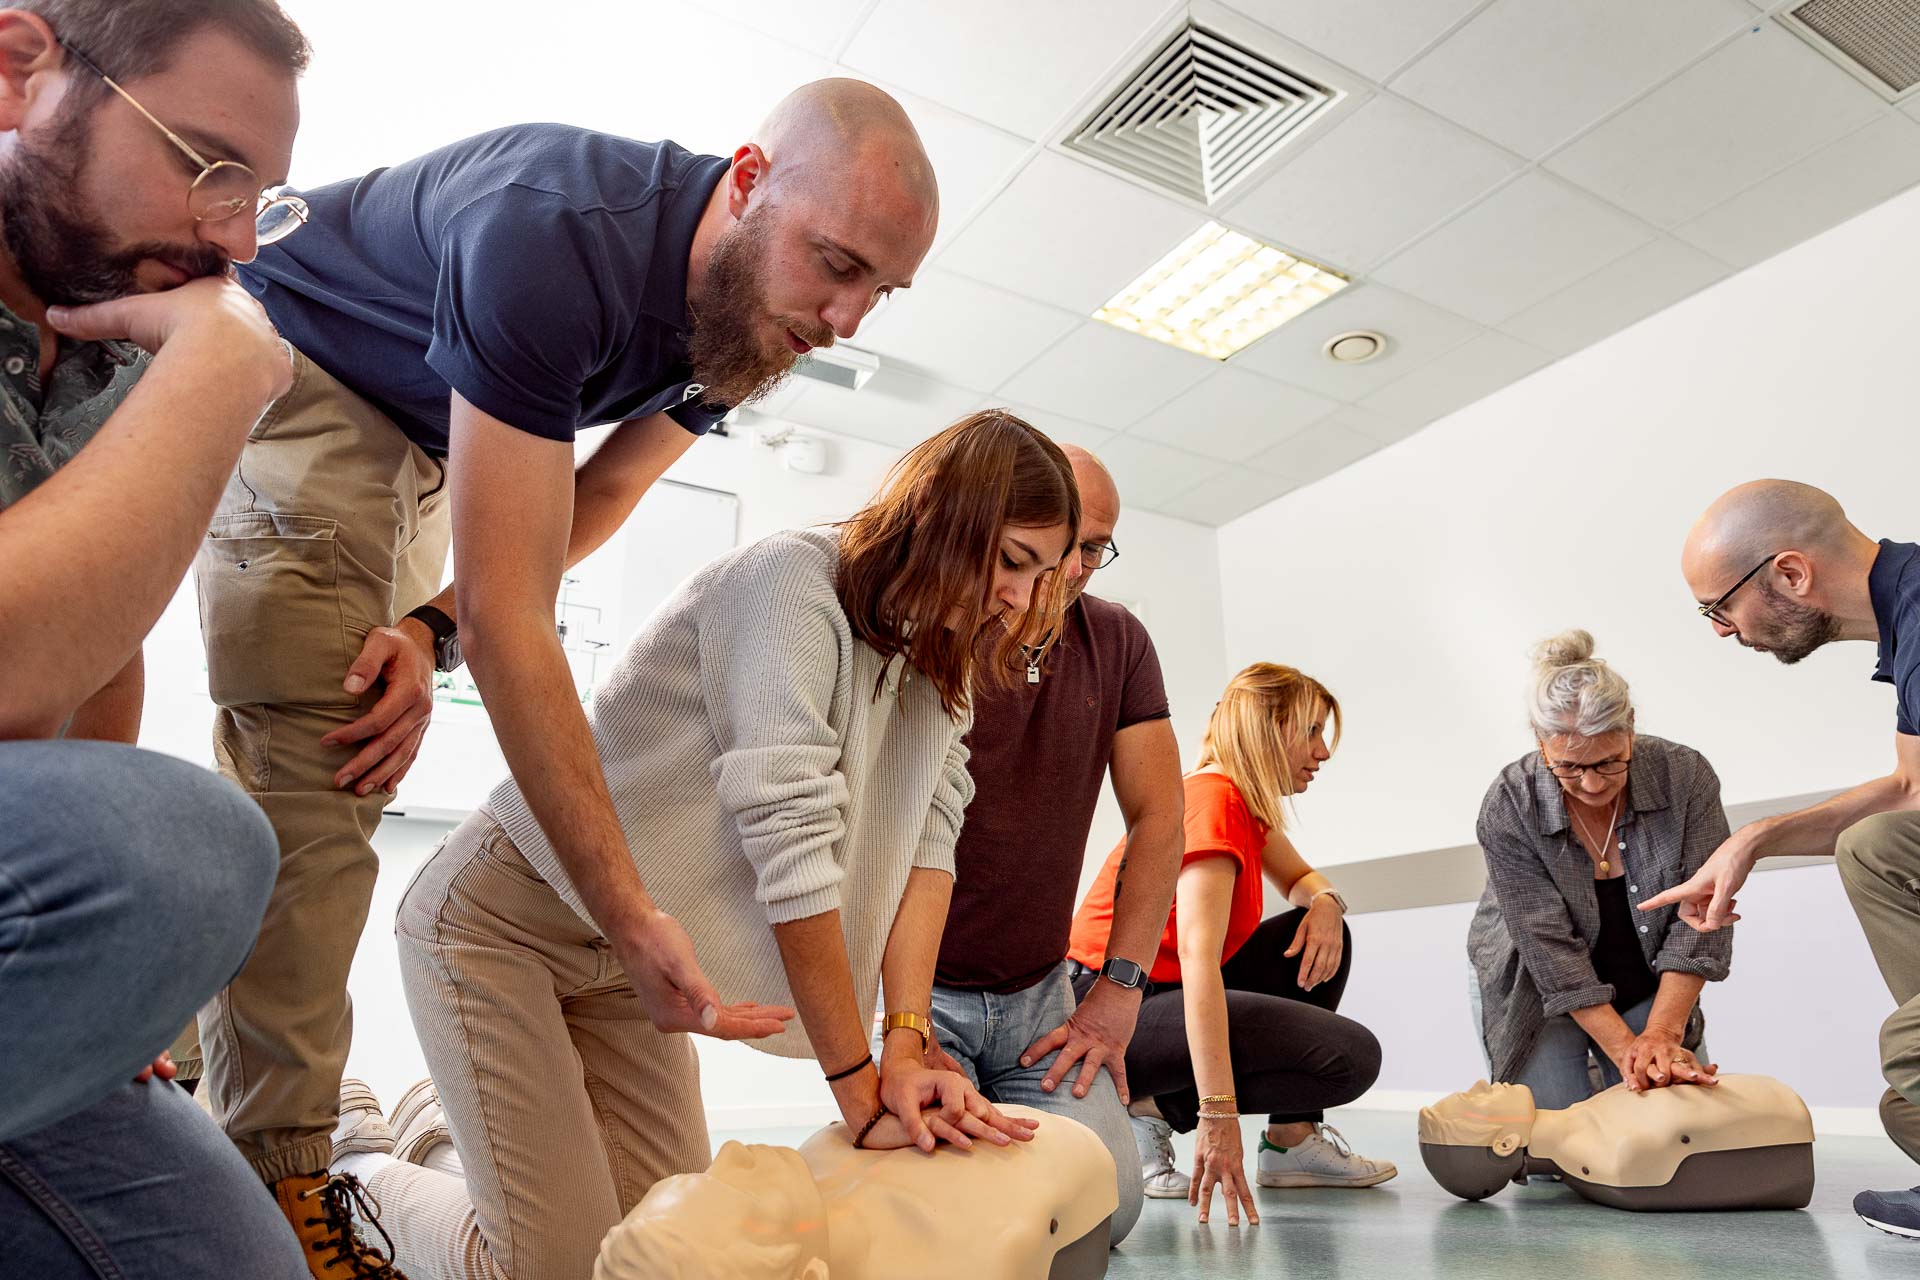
[1655,478,1920,1239]
[0,2,321,1276]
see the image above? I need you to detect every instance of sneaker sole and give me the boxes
[1256,1166,1399,1189]
[1143,1182,1192,1199]
[1859,1214,1920,1240]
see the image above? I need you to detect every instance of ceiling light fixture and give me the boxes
[1093,222,1349,361]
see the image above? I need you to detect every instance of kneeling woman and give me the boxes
[1068,663,1394,1228]
[347,412,1077,1280]
[1470,630,1733,1112]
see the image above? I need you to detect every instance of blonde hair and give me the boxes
[1526,629,1633,741]
[1194,662,1341,831]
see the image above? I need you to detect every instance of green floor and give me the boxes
[717,1109,1919,1278]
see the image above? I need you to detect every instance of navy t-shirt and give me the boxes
[1869,539,1920,735]
[239,125,732,456]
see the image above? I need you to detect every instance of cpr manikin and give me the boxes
[593,1106,1115,1280]
[1420,1076,1814,1211]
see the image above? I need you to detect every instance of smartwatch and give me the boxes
[404,604,464,673]
[1098,956,1147,991]
[1312,889,1349,915]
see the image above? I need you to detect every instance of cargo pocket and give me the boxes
[197,511,356,709]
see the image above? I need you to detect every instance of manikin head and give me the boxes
[1418,1080,1540,1200]
[1527,629,1636,813]
[689,77,938,408]
[1057,444,1120,608]
[593,1142,829,1280]
[0,1,306,305]
[1682,480,1878,665]
[1195,662,1341,830]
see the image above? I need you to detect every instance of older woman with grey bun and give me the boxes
[1468,630,1737,1111]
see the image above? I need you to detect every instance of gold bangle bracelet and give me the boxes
[1199,1094,1237,1105]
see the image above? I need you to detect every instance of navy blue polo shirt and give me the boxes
[1869,539,1920,735]
[239,125,731,456]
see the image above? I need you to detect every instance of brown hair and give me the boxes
[836,409,1079,717]
[21,0,309,90]
[1195,662,1342,831]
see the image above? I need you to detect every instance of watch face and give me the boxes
[1104,958,1144,988]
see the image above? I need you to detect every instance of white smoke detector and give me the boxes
[1323,331,1387,364]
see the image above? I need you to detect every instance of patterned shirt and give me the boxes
[0,301,145,509]
[1467,734,1734,1084]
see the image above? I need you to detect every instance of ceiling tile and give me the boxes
[936,150,1204,314]
[1095,436,1227,509]
[1543,23,1884,227]
[1227,282,1483,399]
[1326,401,1428,445]
[1124,367,1339,461]
[1359,330,1554,422]
[1673,114,1920,267]
[975,399,1120,451]
[1247,418,1381,480]
[1371,171,1654,325]
[1154,467,1301,525]
[1497,236,1730,356]
[996,321,1217,428]
[857,268,1080,392]
[681,0,874,58]
[1216,0,1489,83]
[1392,0,1754,159]
[778,368,980,449]
[840,0,1180,139]
[1224,94,1522,270]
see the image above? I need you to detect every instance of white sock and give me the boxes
[334,1150,395,1183]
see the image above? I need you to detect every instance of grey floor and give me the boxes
[715,1109,1920,1278]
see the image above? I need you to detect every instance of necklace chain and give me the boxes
[1570,795,1622,876]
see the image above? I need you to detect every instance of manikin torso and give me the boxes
[594,1105,1116,1280]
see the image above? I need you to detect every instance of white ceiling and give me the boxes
[278,0,1920,526]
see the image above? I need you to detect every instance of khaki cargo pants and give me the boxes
[1836,809,1920,1167]
[173,345,451,1182]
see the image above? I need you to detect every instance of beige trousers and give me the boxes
[1836,809,1920,1166]
[378,812,710,1280]
[174,346,451,1182]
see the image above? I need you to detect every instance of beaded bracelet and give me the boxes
[1197,1110,1239,1121]
[853,1103,889,1149]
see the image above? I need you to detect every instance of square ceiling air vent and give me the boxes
[1780,0,1920,101]
[1065,22,1335,206]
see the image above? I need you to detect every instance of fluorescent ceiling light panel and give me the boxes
[1094,222,1348,361]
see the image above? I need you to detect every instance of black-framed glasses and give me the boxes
[1079,538,1119,571]
[1543,755,1632,780]
[61,42,307,245]
[1696,552,1781,627]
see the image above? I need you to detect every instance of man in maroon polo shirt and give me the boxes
[928,445,1185,1245]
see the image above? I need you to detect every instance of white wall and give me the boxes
[1215,181,1920,1116]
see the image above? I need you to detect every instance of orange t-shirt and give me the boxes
[1068,771,1268,984]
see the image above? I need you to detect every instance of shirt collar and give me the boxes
[642,153,730,332]
[1869,539,1916,686]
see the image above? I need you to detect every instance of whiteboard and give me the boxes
[137,480,741,816]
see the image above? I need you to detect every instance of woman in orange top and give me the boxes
[1068,662,1393,1226]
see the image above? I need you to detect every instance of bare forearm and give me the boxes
[772,909,877,1123]
[1645,972,1706,1038]
[0,339,275,736]
[1285,869,1333,911]
[64,649,145,743]
[1179,967,1237,1102]
[1104,812,1182,969]
[1737,773,1919,861]
[879,868,951,1031]
[463,612,653,936]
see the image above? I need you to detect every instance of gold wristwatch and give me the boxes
[881,1011,933,1055]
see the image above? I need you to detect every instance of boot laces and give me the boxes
[298,1172,403,1278]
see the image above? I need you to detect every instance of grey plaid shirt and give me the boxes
[0,300,145,509]
[1467,734,1734,1083]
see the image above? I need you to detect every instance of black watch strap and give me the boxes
[1099,956,1147,991]
[405,604,462,673]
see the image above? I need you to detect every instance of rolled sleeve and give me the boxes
[911,712,973,880]
[1478,808,1612,1017]
[698,547,851,925]
[1653,765,1735,981]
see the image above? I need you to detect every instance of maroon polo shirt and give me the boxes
[935,593,1170,994]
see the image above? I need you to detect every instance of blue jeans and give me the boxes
[1510,995,1712,1112]
[0,740,304,1277]
[928,965,1142,1245]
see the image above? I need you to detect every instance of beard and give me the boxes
[0,107,227,306]
[687,204,828,409]
[1746,579,1842,665]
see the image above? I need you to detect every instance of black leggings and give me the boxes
[1079,909,1382,1133]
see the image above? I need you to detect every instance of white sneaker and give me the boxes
[1255,1123,1397,1188]
[1132,1115,1191,1199]
[389,1078,452,1167]
[331,1078,396,1163]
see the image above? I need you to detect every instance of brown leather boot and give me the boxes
[271,1170,408,1279]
